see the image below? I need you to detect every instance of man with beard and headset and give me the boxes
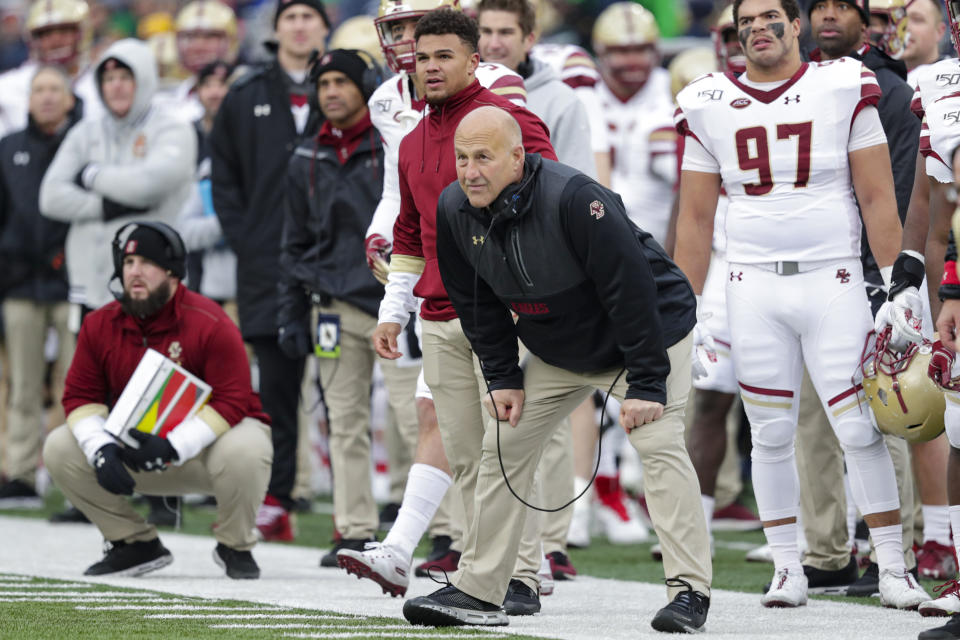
[42,221,273,580]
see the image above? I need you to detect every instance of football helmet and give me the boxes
[591,2,659,54]
[175,0,239,73]
[711,3,746,74]
[330,15,387,67]
[950,0,960,55]
[870,0,910,59]
[375,0,460,74]
[667,46,715,100]
[860,328,946,443]
[26,0,91,67]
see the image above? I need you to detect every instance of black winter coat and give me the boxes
[278,121,386,324]
[0,107,80,301]
[210,61,322,339]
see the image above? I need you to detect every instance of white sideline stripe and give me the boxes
[0,576,32,581]
[0,583,93,589]
[284,634,502,639]
[145,614,352,620]
[77,605,285,612]
[0,597,156,603]
[0,591,159,597]
[209,623,327,629]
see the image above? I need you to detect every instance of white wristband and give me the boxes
[71,415,115,466]
[166,415,218,465]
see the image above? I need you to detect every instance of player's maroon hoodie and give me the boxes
[392,79,556,321]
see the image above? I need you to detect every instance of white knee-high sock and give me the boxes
[382,463,451,565]
[871,524,906,574]
[922,505,951,546]
[765,523,803,573]
[701,495,716,535]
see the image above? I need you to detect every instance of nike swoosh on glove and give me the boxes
[365,234,391,285]
[875,286,924,351]
[928,340,956,389]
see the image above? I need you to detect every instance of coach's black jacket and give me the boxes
[210,60,322,339]
[436,154,696,404]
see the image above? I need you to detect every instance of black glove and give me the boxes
[92,444,136,495]
[124,430,179,472]
[278,317,312,359]
[102,198,149,222]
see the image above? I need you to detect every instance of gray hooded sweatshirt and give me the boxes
[39,38,197,310]
[523,57,596,179]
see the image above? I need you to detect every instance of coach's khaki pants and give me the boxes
[796,369,915,570]
[454,333,712,605]
[43,418,272,550]
[3,299,73,484]
[317,301,420,540]
[422,318,544,586]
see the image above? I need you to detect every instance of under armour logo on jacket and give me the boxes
[12,151,28,166]
[730,272,743,281]
[254,104,271,117]
[472,235,485,245]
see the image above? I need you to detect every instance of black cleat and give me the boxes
[502,579,540,616]
[403,584,507,627]
[213,543,260,579]
[320,537,375,568]
[84,538,173,577]
[651,578,710,634]
[920,614,960,639]
[0,479,43,509]
[804,557,859,595]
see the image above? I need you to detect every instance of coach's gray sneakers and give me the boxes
[403,585,508,626]
[84,538,173,577]
[651,578,710,633]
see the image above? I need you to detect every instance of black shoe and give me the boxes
[146,496,180,527]
[502,579,540,616]
[320,537,375,568]
[921,614,960,639]
[379,502,400,531]
[0,479,43,509]
[291,497,313,513]
[84,538,173,576]
[213,543,260,579]
[403,584,507,626]
[415,535,458,577]
[804,557,859,595]
[846,562,880,597]
[650,579,710,633]
[49,506,90,524]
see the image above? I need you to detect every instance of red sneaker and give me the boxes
[414,536,460,577]
[918,540,959,581]
[547,551,578,580]
[712,503,762,532]
[256,495,294,542]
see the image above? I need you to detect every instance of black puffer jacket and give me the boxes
[0,106,80,301]
[210,60,322,339]
[436,154,696,404]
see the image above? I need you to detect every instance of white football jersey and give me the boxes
[154,76,204,124]
[599,67,676,245]
[911,58,960,184]
[676,59,881,264]
[0,61,103,139]
[365,63,526,241]
[531,43,608,153]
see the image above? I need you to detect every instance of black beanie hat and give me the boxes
[120,225,185,279]
[274,0,330,28]
[809,0,869,25]
[312,49,374,100]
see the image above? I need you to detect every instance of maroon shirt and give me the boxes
[392,80,556,321]
[63,285,270,427]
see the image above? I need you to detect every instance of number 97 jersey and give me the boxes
[674,59,882,265]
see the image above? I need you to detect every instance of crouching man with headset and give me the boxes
[43,221,274,579]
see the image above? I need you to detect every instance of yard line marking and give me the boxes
[77,605,285,612]
[145,614,352,620]
[209,623,325,629]
[0,583,93,589]
[0,576,32,581]
[0,591,159,597]
[0,597,152,603]
[283,634,503,639]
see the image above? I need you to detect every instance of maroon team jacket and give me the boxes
[63,285,270,428]
[392,79,557,321]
